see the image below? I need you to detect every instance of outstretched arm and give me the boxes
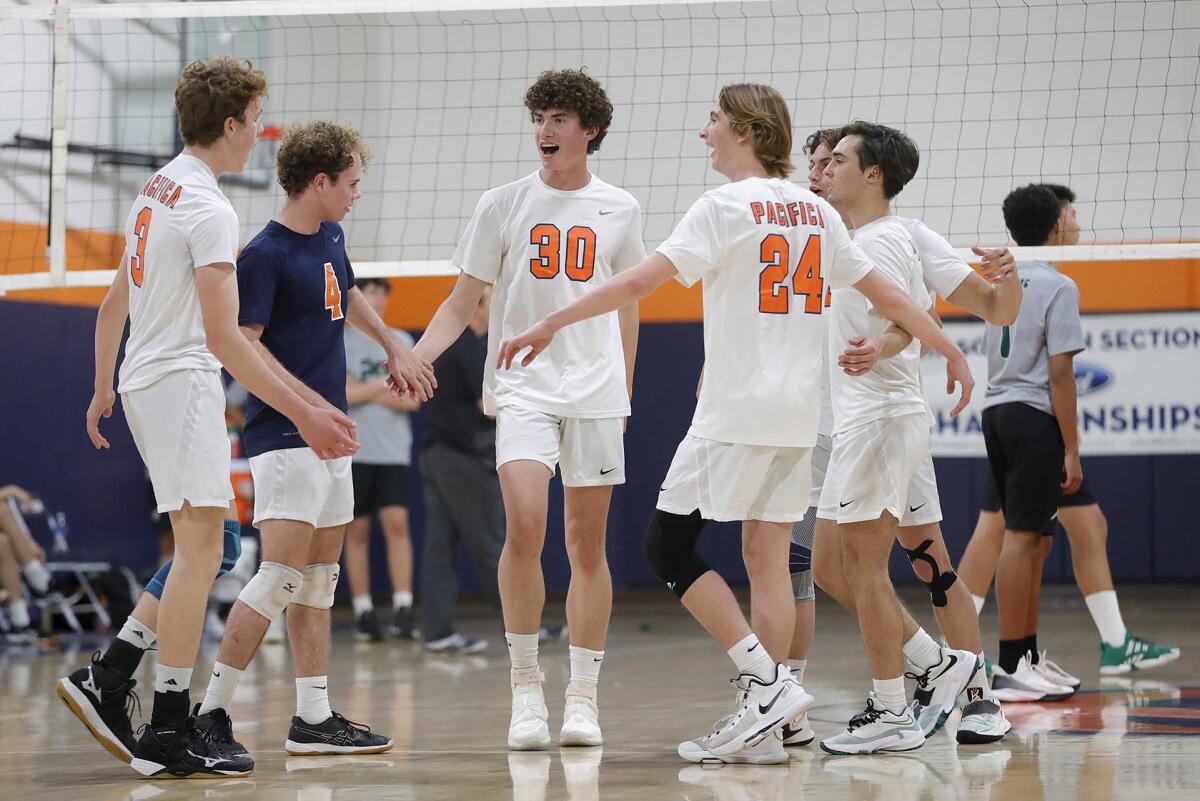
[414,272,489,364]
[945,246,1022,326]
[345,286,436,401]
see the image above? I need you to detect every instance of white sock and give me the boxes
[392,591,413,610]
[1084,590,1128,647]
[7,599,30,629]
[872,676,908,713]
[972,594,986,616]
[198,662,244,715]
[569,645,604,686]
[966,651,993,696]
[787,658,807,684]
[21,560,50,594]
[352,594,373,615]
[727,633,775,682]
[506,631,540,671]
[296,676,332,724]
[902,627,944,671]
[155,664,193,695]
[116,616,156,650]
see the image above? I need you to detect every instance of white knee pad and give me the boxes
[292,562,339,609]
[239,561,304,621]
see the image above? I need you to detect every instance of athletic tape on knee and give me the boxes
[239,561,304,620]
[643,509,710,599]
[293,562,340,609]
[902,539,958,608]
[144,520,244,600]
[791,568,815,602]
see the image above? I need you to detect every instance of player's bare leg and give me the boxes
[788,601,814,662]
[498,459,553,749]
[380,505,414,637]
[343,515,378,637]
[742,521,795,660]
[958,510,1006,609]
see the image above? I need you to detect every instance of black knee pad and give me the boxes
[902,539,959,608]
[643,509,711,599]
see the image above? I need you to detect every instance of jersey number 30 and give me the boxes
[529,224,597,282]
[323,262,344,321]
[758,233,827,315]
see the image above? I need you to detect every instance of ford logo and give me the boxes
[1075,362,1112,396]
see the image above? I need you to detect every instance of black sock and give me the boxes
[1025,635,1039,663]
[998,639,1025,674]
[99,638,144,680]
[150,690,190,728]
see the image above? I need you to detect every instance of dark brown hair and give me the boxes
[524,69,613,154]
[840,120,919,199]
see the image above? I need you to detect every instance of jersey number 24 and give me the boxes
[758,233,830,315]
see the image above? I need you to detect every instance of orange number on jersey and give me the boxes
[758,234,790,314]
[530,223,561,279]
[757,233,824,315]
[130,207,152,287]
[564,226,596,282]
[323,262,344,321]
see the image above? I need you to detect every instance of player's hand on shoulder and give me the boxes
[973,246,1016,284]
[944,355,974,418]
[85,388,116,450]
[838,336,882,376]
[497,320,555,370]
[298,404,360,460]
[385,346,437,402]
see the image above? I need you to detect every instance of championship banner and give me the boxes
[919,312,1200,456]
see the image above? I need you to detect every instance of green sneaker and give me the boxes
[1099,633,1181,675]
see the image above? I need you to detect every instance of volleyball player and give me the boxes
[497,87,973,763]
[413,69,644,750]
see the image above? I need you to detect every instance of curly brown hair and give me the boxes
[275,120,373,199]
[804,126,845,157]
[523,69,613,154]
[175,57,267,147]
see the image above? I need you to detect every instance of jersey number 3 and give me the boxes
[758,233,827,315]
[323,262,344,321]
[529,224,596,282]
[129,207,152,287]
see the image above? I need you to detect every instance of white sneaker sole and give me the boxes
[820,728,925,755]
[677,741,789,764]
[708,688,814,757]
[992,685,1073,702]
[1101,650,1181,675]
[129,757,252,779]
[56,678,132,764]
[284,739,394,756]
[509,726,552,751]
[559,724,602,747]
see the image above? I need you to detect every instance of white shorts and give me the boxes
[818,413,929,525]
[122,369,233,514]
[809,433,832,509]
[249,448,353,529]
[657,434,813,523]
[902,456,943,527]
[495,405,624,487]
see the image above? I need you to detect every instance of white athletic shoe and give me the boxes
[955,685,1012,745]
[559,682,602,747]
[699,664,813,758]
[909,648,980,736]
[820,693,925,755]
[508,669,552,750]
[781,711,815,746]
[1034,651,1081,690]
[678,727,789,765]
[991,656,1073,702]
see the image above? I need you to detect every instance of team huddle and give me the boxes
[53,58,1177,778]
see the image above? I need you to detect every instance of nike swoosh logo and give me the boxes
[598,210,614,215]
[909,503,926,512]
[747,642,760,653]
[600,467,617,475]
[758,686,787,715]
[212,671,221,678]
[314,685,327,690]
[333,235,341,242]
[840,501,853,508]
[593,657,603,662]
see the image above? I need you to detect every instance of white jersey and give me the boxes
[899,217,973,300]
[454,172,645,418]
[657,176,873,448]
[118,154,240,393]
[827,215,931,435]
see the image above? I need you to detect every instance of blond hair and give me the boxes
[175,57,267,147]
[718,83,794,178]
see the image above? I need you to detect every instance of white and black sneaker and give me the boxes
[955,686,1011,744]
[130,718,255,778]
[284,712,394,756]
[695,664,813,759]
[56,652,140,764]
[423,632,488,655]
[193,705,249,757]
[781,711,815,746]
[908,648,980,736]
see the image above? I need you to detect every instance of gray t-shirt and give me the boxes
[983,260,1085,415]
[345,326,415,465]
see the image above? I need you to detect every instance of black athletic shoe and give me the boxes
[55,651,140,763]
[390,607,414,640]
[130,717,254,778]
[356,610,384,642]
[193,705,249,757]
[285,711,394,755]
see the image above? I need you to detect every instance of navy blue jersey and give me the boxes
[237,220,355,457]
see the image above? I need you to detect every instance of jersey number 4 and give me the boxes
[529,224,597,282]
[323,262,344,321]
[129,207,152,287]
[758,233,829,315]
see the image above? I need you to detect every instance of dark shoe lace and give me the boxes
[847,698,885,732]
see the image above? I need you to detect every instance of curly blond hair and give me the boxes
[275,120,372,198]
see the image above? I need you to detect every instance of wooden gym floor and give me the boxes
[1,585,1196,801]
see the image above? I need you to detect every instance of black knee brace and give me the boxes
[643,509,711,599]
[903,539,959,608]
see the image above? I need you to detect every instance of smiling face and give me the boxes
[698,103,745,178]
[318,151,362,222]
[531,107,595,170]
[824,134,876,210]
[807,142,834,197]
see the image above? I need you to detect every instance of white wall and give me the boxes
[2,0,1197,271]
